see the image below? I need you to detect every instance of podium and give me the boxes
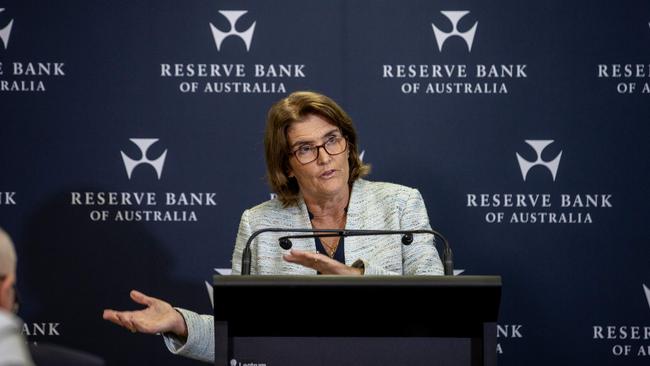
[213,275,501,366]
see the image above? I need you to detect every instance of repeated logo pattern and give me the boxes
[432,11,478,52]
[120,138,168,180]
[516,140,562,182]
[209,10,256,51]
[0,8,14,49]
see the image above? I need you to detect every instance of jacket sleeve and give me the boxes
[162,210,257,362]
[162,308,215,363]
[399,188,444,275]
[355,188,444,275]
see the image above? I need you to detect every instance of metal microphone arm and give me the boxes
[241,228,325,275]
[279,229,453,276]
[242,228,453,276]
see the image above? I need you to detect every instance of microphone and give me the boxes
[242,228,321,275]
[279,229,453,276]
[241,228,453,276]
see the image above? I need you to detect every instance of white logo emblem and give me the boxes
[516,140,562,181]
[644,284,650,310]
[432,11,478,52]
[209,10,256,51]
[120,138,168,180]
[0,8,14,50]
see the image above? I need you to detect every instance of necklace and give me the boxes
[321,240,340,258]
[307,203,349,259]
[312,221,342,258]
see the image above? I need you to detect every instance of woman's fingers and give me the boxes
[103,309,149,333]
[284,249,318,260]
[102,309,124,326]
[103,291,176,334]
[283,249,360,275]
[113,312,136,333]
[283,249,332,272]
[130,290,156,306]
[283,249,317,266]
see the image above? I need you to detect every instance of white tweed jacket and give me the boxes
[164,179,443,362]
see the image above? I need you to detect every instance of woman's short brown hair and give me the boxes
[265,91,370,206]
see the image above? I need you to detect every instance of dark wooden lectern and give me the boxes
[213,275,501,366]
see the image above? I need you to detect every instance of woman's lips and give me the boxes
[320,169,337,179]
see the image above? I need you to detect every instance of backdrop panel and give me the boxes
[1,0,649,365]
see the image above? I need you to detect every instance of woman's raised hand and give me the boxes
[103,290,188,338]
[283,249,363,275]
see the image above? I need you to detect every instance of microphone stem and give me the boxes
[242,228,453,276]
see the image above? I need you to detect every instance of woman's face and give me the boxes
[286,114,350,201]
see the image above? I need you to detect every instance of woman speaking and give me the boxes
[103,91,443,362]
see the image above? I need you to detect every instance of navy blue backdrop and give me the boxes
[1,0,649,365]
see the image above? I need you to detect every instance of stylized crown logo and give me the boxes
[209,10,256,51]
[516,140,562,181]
[120,138,168,180]
[432,11,478,52]
[0,8,14,50]
[644,284,650,311]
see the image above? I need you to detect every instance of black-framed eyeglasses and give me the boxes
[290,135,348,165]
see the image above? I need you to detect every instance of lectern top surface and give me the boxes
[213,275,501,288]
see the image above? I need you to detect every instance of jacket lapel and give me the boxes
[280,196,318,274]
[344,179,365,265]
